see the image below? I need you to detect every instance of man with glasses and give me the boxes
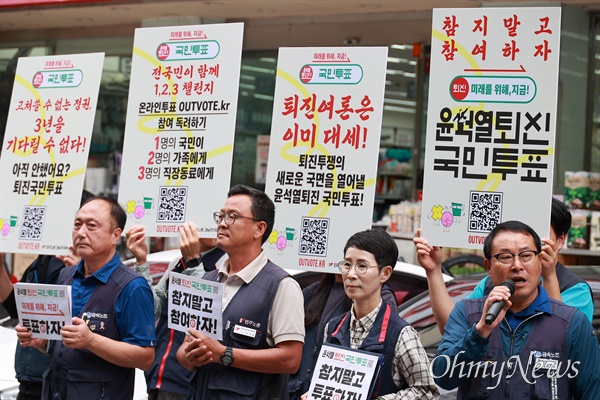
[414,198,594,335]
[177,184,304,400]
[432,221,600,399]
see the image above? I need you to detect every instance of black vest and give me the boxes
[458,297,577,400]
[145,247,225,395]
[43,263,140,400]
[187,261,290,400]
[326,303,409,398]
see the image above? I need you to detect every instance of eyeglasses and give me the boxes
[213,212,260,226]
[491,250,539,267]
[336,260,380,275]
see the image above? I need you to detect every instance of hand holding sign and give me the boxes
[183,328,219,367]
[15,324,47,353]
[61,316,94,350]
[55,245,81,267]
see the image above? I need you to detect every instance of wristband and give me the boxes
[184,257,202,269]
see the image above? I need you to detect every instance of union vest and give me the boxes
[43,264,140,400]
[458,297,577,400]
[187,261,290,400]
[326,303,409,398]
[145,247,225,395]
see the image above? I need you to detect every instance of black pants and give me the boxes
[17,380,42,400]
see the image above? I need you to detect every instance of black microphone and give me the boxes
[485,279,516,325]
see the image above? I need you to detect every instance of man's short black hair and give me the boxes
[227,184,275,244]
[343,229,398,270]
[551,197,572,238]
[81,196,127,232]
[483,220,542,259]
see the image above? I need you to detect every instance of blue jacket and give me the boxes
[433,286,600,399]
[469,263,594,322]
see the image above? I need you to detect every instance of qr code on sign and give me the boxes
[468,191,503,233]
[157,186,187,223]
[19,206,46,240]
[299,217,330,257]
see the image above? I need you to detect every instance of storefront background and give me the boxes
[0,2,598,219]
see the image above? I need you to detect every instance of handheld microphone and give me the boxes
[485,279,516,325]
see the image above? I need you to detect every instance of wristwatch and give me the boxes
[220,346,234,367]
[184,257,202,270]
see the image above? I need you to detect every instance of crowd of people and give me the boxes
[1,186,598,400]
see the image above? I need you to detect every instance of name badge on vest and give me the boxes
[82,311,109,332]
[233,324,257,338]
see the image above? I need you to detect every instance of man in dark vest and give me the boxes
[126,222,225,400]
[177,184,305,400]
[0,189,94,400]
[432,221,600,399]
[16,196,156,400]
[414,197,594,335]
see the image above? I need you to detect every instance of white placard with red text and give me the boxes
[0,53,104,254]
[265,47,388,273]
[167,271,223,340]
[118,23,243,237]
[307,343,382,400]
[420,8,561,248]
[15,282,72,340]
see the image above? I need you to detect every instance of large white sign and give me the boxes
[307,343,382,400]
[0,53,104,254]
[167,271,223,340]
[15,282,72,340]
[118,23,243,237]
[264,47,388,273]
[421,8,561,248]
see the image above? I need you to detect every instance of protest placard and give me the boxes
[118,23,243,237]
[420,8,561,248]
[167,271,223,340]
[15,282,72,340]
[307,343,382,400]
[264,47,388,273]
[0,53,104,254]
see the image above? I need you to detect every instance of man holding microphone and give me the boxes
[432,221,599,399]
